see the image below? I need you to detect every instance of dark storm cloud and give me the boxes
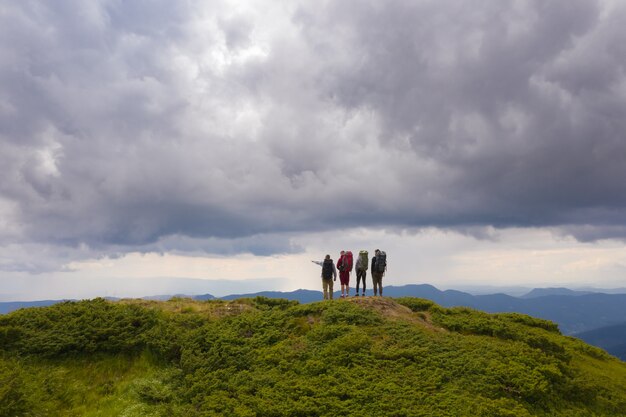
[2,0,626,271]
[291,0,626,228]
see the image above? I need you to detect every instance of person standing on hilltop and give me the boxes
[371,249,387,296]
[336,250,353,298]
[312,255,337,300]
[355,250,368,297]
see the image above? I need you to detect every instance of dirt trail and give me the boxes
[346,296,445,332]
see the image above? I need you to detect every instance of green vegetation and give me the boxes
[1,296,625,416]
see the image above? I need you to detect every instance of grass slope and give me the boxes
[1,297,625,416]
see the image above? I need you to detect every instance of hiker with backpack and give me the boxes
[355,250,368,296]
[311,255,337,300]
[336,250,353,298]
[371,249,387,296]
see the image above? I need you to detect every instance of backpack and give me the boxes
[342,251,353,272]
[375,251,386,273]
[322,259,334,279]
[358,250,368,271]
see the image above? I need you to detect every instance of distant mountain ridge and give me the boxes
[218,289,321,303]
[521,287,595,298]
[575,322,626,361]
[0,300,66,315]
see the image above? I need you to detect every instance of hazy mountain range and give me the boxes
[574,322,626,361]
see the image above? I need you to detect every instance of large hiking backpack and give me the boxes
[343,251,354,272]
[375,251,386,273]
[358,250,368,271]
[322,259,334,279]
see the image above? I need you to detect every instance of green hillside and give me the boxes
[1,297,625,416]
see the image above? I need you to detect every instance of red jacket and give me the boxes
[337,255,350,280]
[337,255,344,272]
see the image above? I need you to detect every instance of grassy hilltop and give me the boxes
[1,296,625,416]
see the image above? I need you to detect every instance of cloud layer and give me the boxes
[2,0,626,271]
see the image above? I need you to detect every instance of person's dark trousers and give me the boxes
[372,272,383,296]
[356,269,367,294]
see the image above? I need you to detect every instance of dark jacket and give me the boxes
[313,259,337,280]
[372,254,385,275]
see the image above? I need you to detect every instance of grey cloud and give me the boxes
[293,0,626,224]
[218,14,254,50]
[2,0,626,272]
[150,234,304,257]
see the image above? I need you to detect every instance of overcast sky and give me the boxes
[2,0,626,300]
